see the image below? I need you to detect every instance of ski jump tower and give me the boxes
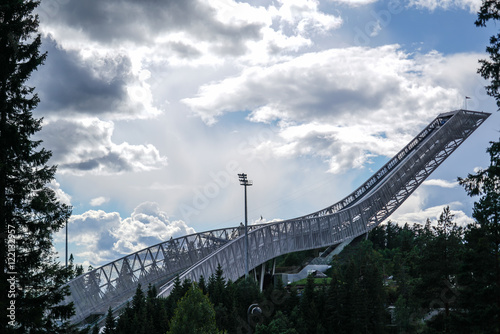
[62,109,490,324]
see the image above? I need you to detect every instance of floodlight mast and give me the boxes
[238,173,253,278]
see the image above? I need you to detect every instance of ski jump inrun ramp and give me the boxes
[62,109,490,324]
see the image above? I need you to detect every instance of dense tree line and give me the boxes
[94,266,261,334]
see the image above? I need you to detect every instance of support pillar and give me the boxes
[259,262,266,292]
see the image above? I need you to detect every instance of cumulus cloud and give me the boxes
[183,45,468,173]
[275,0,343,35]
[112,202,196,254]
[47,180,72,206]
[67,202,195,265]
[37,0,263,56]
[182,45,458,125]
[32,37,160,120]
[66,210,121,264]
[35,0,345,70]
[39,118,167,175]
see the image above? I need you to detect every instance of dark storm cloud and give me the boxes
[38,0,263,56]
[32,37,137,117]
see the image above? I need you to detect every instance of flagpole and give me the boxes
[465,96,470,110]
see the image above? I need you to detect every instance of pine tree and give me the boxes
[299,275,321,334]
[103,307,116,334]
[115,301,133,334]
[198,275,207,294]
[326,262,350,332]
[132,283,145,314]
[415,207,463,323]
[385,221,400,249]
[368,224,386,250]
[207,263,236,331]
[169,275,184,303]
[458,140,500,332]
[232,276,262,324]
[67,253,83,280]
[331,241,387,333]
[255,311,299,334]
[207,263,226,307]
[473,15,500,330]
[0,1,74,332]
[476,1,500,110]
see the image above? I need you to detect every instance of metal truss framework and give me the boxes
[62,110,490,324]
[64,225,263,324]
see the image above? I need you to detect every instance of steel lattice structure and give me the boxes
[62,110,489,324]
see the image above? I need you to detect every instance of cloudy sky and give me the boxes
[31,0,500,267]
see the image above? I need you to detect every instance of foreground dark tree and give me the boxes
[103,307,116,334]
[0,0,74,332]
[477,0,500,109]
[458,141,500,333]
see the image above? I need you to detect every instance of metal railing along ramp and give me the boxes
[62,110,490,324]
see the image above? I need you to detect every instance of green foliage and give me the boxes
[103,307,116,334]
[67,254,84,279]
[114,284,169,334]
[413,207,464,331]
[232,276,262,322]
[335,241,386,334]
[0,0,74,332]
[288,277,331,286]
[132,284,145,313]
[476,0,500,110]
[276,249,316,267]
[474,17,500,328]
[207,264,238,331]
[456,140,500,333]
[458,140,500,196]
[167,283,224,334]
[255,311,299,334]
